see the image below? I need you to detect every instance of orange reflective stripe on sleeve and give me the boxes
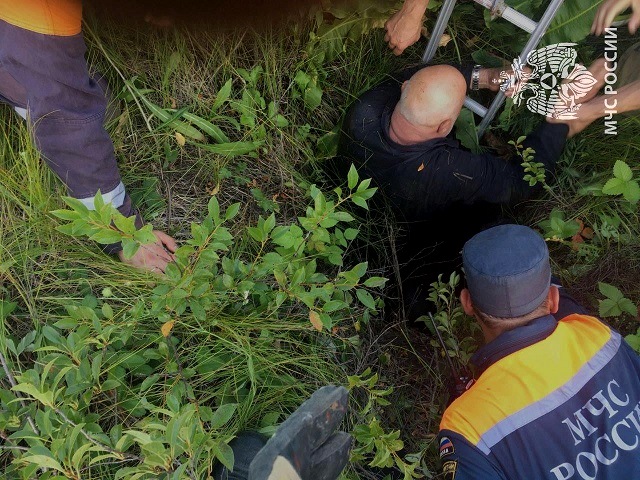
[440,315,614,449]
[0,0,82,36]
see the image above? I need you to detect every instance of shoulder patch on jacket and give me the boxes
[439,436,455,458]
[442,460,457,479]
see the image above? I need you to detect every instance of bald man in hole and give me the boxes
[338,61,608,317]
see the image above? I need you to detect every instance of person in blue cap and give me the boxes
[437,224,640,480]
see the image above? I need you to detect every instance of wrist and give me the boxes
[402,0,430,17]
[478,68,490,90]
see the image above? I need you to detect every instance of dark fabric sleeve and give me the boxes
[439,121,568,206]
[438,431,507,480]
[450,63,474,91]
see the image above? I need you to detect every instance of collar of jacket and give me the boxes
[471,314,558,374]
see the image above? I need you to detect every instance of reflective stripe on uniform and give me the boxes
[440,315,614,449]
[0,0,82,36]
[77,181,126,210]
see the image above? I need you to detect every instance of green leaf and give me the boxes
[625,332,640,353]
[544,0,602,44]
[364,277,387,288]
[12,383,54,407]
[618,298,638,317]
[121,240,139,260]
[344,228,359,240]
[50,209,80,221]
[322,300,346,313]
[303,81,323,111]
[598,282,623,301]
[356,289,376,310]
[22,454,65,473]
[352,194,369,210]
[212,440,235,471]
[90,229,123,245]
[602,177,626,196]
[113,213,137,235]
[294,70,311,90]
[622,181,640,204]
[133,225,158,245]
[454,108,479,153]
[141,374,160,392]
[53,318,78,329]
[198,141,263,157]
[180,112,229,143]
[225,202,241,221]
[347,164,359,190]
[613,160,633,182]
[599,298,622,318]
[210,403,237,429]
[211,79,233,113]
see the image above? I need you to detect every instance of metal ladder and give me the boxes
[422,0,565,135]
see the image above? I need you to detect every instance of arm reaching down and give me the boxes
[384,0,430,55]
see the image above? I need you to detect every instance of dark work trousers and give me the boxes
[0,19,137,253]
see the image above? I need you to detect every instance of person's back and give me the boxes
[441,313,640,479]
[438,224,640,480]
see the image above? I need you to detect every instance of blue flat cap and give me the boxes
[462,224,551,318]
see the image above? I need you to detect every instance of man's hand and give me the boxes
[547,101,600,138]
[479,67,508,92]
[384,0,430,55]
[546,58,607,138]
[592,0,640,35]
[118,230,177,273]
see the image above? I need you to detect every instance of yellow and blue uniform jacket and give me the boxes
[438,313,640,480]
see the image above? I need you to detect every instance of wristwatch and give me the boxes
[471,64,482,91]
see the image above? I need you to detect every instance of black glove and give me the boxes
[248,385,352,480]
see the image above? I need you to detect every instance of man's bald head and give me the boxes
[391,65,467,143]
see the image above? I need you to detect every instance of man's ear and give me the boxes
[460,289,475,316]
[437,118,453,136]
[548,285,560,314]
[401,80,408,92]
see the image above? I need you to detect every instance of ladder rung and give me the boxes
[464,97,488,117]
[474,0,538,34]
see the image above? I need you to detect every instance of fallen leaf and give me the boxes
[581,227,594,240]
[175,132,186,147]
[309,311,323,332]
[210,183,220,195]
[439,34,452,47]
[161,320,175,337]
[571,219,595,250]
